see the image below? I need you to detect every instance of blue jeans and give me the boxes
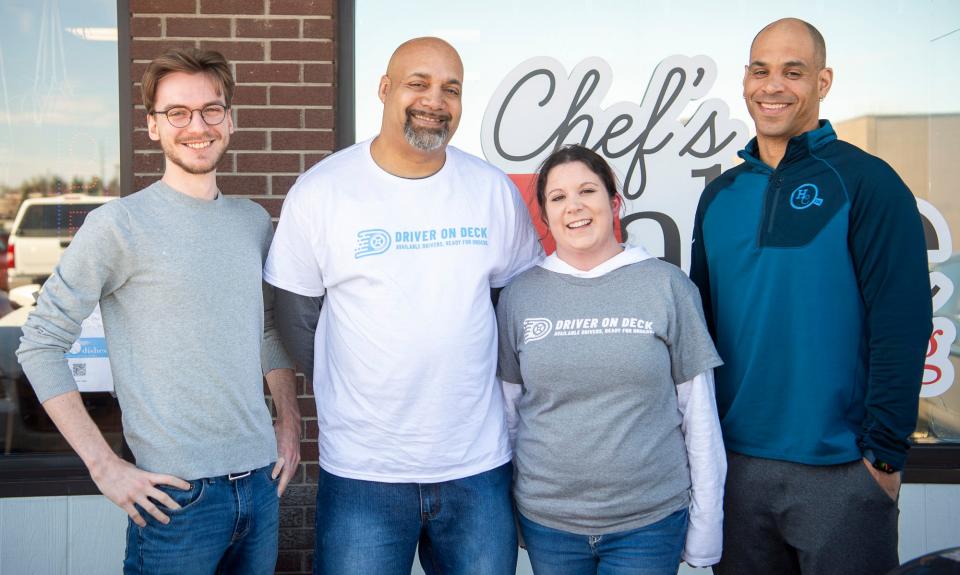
[519,508,688,575]
[313,462,517,575]
[123,464,279,575]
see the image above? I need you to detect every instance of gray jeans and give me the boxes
[714,451,899,575]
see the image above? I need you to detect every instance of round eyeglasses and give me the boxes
[152,104,227,128]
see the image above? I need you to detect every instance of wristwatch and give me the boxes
[863,449,898,474]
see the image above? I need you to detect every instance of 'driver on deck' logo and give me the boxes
[354,226,490,259]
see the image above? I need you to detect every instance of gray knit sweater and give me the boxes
[17,181,292,480]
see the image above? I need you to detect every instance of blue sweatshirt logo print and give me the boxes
[789,183,822,209]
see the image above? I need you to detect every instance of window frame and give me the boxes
[904,445,960,484]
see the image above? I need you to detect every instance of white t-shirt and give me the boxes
[264,139,543,482]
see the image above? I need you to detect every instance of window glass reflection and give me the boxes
[0,0,121,458]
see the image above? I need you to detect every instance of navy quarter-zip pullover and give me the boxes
[690,120,932,469]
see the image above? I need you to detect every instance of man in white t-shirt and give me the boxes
[264,37,542,574]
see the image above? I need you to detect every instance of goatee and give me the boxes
[403,113,448,152]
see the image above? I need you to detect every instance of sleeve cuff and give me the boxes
[18,355,81,403]
[261,340,294,375]
[683,552,722,568]
[859,435,909,470]
[262,272,325,298]
[861,444,907,472]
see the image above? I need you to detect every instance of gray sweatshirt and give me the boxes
[497,253,722,534]
[17,181,292,480]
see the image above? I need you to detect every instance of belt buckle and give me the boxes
[228,470,252,481]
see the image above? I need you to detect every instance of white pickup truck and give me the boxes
[6,194,116,290]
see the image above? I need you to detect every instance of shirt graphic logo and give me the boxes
[789,183,823,210]
[522,318,553,343]
[354,229,392,258]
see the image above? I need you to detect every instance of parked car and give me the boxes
[0,294,122,455]
[0,238,8,293]
[6,194,115,290]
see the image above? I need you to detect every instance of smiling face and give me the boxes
[543,161,622,269]
[378,38,463,156]
[147,71,233,177]
[743,20,832,150]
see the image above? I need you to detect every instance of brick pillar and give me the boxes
[128,1,334,573]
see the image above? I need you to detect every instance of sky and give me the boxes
[0,0,119,190]
[355,0,960,157]
[1,0,957,191]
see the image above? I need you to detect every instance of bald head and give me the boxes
[386,37,463,81]
[743,17,833,165]
[751,18,826,69]
[372,37,464,171]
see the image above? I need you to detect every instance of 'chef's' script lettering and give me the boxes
[481,55,748,269]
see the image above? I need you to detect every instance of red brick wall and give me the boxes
[128,1,334,572]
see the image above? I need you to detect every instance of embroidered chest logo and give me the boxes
[789,183,823,210]
[522,318,553,343]
[354,229,392,258]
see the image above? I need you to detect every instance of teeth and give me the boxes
[412,112,445,123]
[184,141,212,150]
[568,219,591,229]
[759,103,788,110]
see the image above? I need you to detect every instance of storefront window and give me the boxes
[0,0,122,471]
[355,1,960,444]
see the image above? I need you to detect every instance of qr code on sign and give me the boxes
[72,363,87,377]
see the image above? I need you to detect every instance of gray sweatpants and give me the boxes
[714,451,899,575]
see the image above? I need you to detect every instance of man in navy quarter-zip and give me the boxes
[690,18,931,575]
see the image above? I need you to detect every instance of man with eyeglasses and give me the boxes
[18,48,300,575]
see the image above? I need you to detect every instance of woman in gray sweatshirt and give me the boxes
[497,145,725,574]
